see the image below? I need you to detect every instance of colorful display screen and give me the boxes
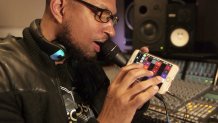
[134,52,172,79]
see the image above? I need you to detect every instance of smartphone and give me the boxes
[127,50,179,94]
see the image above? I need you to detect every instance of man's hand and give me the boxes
[97,63,162,123]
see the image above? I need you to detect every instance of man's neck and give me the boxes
[40,15,59,42]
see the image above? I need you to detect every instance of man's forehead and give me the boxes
[91,0,117,14]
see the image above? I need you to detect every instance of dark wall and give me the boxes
[197,0,218,42]
[195,0,218,53]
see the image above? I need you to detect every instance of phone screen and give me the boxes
[134,52,173,80]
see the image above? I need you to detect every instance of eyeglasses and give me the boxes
[76,0,119,25]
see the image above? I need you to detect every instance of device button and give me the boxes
[166,77,171,82]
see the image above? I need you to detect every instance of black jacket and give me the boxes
[0,29,72,122]
[0,20,152,123]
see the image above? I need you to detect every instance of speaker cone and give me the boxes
[170,28,189,47]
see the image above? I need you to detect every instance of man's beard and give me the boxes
[55,24,108,103]
[56,24,97,62]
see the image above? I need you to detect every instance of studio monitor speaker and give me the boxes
[166,3,196,53]
[124,0,134,46]
[133,0,167,53]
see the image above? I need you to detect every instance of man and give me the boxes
[0,0,162,123]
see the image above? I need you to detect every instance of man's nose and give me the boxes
[103,21,116,38]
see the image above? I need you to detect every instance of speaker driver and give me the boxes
[125,2,134,30]
[140,20,159,43]
[170,28,189,47]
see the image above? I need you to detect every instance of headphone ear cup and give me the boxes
[29,19,66,61]
[49,43,66,61]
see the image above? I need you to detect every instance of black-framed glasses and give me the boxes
[76,0,119,25]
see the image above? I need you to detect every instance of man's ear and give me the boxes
[50,0,65,23]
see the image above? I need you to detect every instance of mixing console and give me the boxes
[103,58,218,122]
[146,60,218,123]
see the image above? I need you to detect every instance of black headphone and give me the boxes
[29,19,66,61]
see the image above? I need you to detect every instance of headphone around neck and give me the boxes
[29,19,66,61]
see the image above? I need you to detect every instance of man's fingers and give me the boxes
[107,63,148,102]
[124,76,162,100]
[140,47,149,53]
[120,69,154,90]
[129,85,159,109]
[112,63,143,84]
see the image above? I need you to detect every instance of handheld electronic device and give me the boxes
[127,49,179,94]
